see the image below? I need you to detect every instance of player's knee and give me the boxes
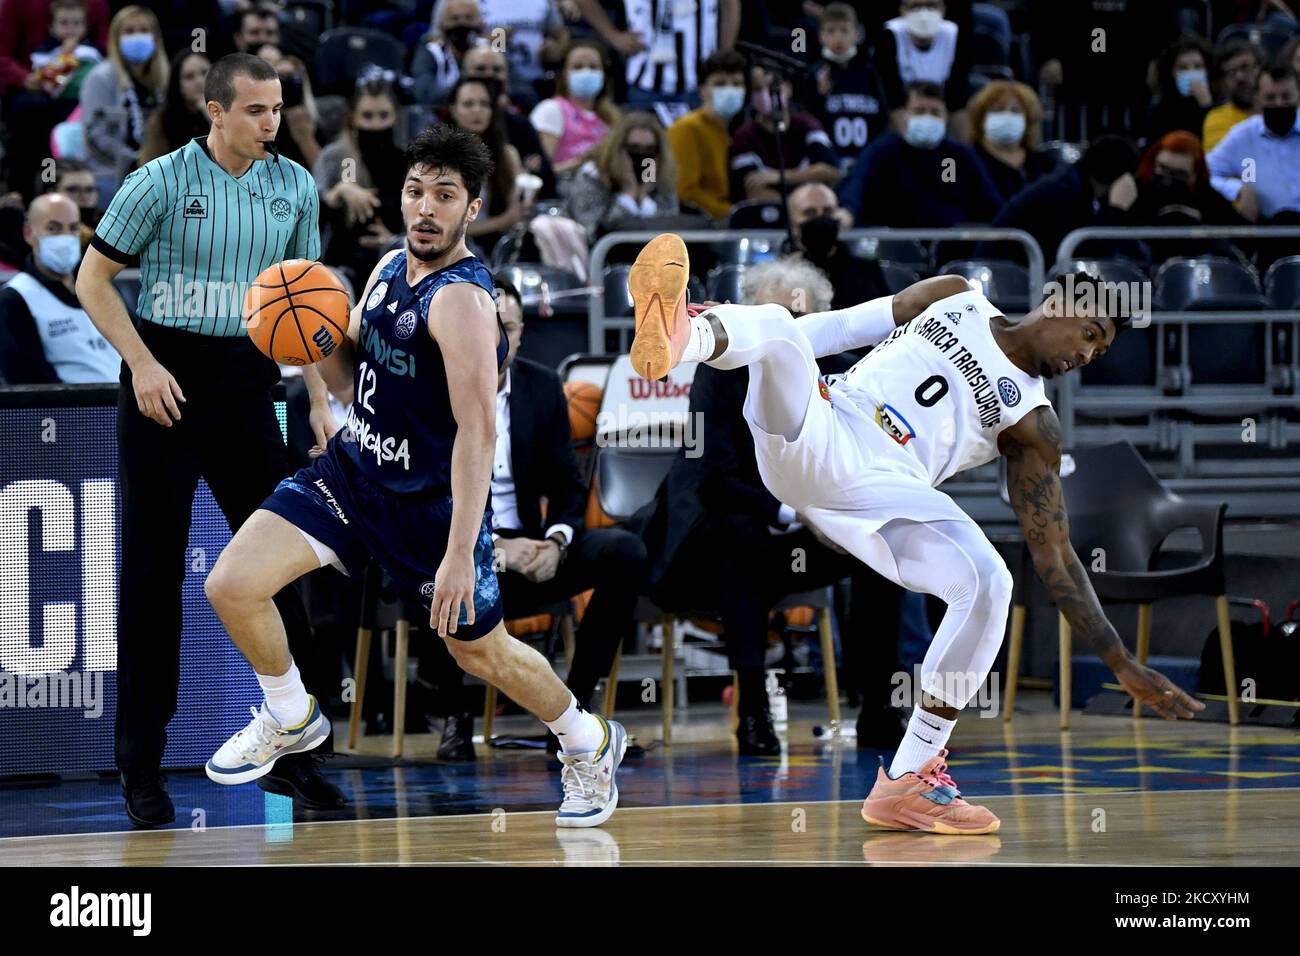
[204,558,246,613]
[973,551,1014,613]
[442,631,493,679]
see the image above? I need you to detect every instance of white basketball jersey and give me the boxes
[836,290,1051,486]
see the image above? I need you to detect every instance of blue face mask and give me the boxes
[1175,69,1206,97]
[119,32,155,64]
[983,110,1026,146]
[904,113,946,148]
[710,85,745,119]
[568,68,604,100]
[37,233,82,275]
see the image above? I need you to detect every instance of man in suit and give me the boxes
[425,277,648,759]
[639,257,924,754]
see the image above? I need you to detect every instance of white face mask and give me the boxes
[37,233,82,275]
[904,113,946,148]
[904,8,944,39]
[821,44,858,66]
[983,110,1026,146]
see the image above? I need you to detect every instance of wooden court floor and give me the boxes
[2,705,1297,866]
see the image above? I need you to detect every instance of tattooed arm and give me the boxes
[999,407,1204,719]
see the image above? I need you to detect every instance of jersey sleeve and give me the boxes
[288,165,322,261]
[91,164,163,262]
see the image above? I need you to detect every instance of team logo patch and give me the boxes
[394,309,418,340]
[419,581,437,598]
[817,375,831,403]
[874,402,915,446]
[183,195,208,219]
[366,281,388,311]
[270,197,292,221]
[998,377,1021,407]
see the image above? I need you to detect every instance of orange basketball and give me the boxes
[243,259,350,366]
[565,380,603,441]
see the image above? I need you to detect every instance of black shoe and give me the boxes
[856,706,909,750]
[437,713,476,761]
[736,712,782,756]
[121,769,175,828]
[258,753,348,810]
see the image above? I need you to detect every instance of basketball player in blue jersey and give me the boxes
[201,126,627,827]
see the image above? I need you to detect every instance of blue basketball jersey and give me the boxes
[339,252,506,495]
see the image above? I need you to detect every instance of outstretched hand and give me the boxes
[1113,659,1205,719]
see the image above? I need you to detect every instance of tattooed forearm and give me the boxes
[1037,552,1127,666]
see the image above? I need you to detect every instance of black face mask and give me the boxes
[800,214,840,261]
[626,147,657,172]
[1152,172,1193,196]
[1263,104,1297,136]
[445,25,479,53]
[280,72,304,109]
[356,127,397,155]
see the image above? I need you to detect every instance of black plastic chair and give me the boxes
[715,235,783,266]
[939,259,1031,313]
[314,28,408,96]
[878,261,921,294]
[1265,255,1300,309]
[1217,21,1297,62]
[1054,257,1148,287]
[727,199,786,230]
[999,441,1239,727]
[706,263,746,303]
[1153,257,1269,311]
[850,236,930,270]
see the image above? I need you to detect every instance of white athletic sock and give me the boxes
[889,706,957,778]
[545,694,605,754]
[679,310,717,364]
[257,661,311,728]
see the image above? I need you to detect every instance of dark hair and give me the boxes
[1257,63,1298,90]
[493,276,522,310]
[1156,33,1214,98]
[1078,134,1138,186]
[237,4,278,33]
[204,52,278,110]
[1215,38,1265,72]
[405,122,495,203]
[1043,269,1132,332]
[49,0,85,15]
[443,77,511,211]
[700,49,747,85]
[50,157,92,185]
[156,49,211,152]
[906,80,945,103]
[820,2,858,24]
[348,78,399,126]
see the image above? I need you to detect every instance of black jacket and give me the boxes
[500,357,587,539]
[639,352,857,600]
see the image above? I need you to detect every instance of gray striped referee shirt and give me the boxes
[91,136,321,337]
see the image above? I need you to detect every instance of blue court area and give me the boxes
[2,706,1297,841]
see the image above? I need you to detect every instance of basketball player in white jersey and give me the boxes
[627,234,1203,834]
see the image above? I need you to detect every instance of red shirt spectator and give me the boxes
[0,0,110,94]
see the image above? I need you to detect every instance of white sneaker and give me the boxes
[555,716,627,828]
[206,696,330,786]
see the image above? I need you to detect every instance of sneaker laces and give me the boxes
[233,706,278,758]
[559,754,599,806]
[919,756,959,793]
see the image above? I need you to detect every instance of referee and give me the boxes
[77,53,344,827]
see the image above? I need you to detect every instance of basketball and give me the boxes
[243,259,350,366]
[565,380,602,441]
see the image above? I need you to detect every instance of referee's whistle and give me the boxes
[263,140,280,163]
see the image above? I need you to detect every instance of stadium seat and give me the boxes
[850,237,929,269]
[1054,257,1148,287]
[1218,21,1297,62]
[1265,256,1300,309]
[1153,257,1269,311]
[278,1,332,60]
[706,264,745,303]
[878,261,921,294]
[314,28,408,96]
[939,259,1031,312]
[603,264,635,317]
[715,235,782,266]
[1038,140,1083,167]
[727,200,786,230]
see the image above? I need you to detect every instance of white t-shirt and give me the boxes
[529,97,565,138]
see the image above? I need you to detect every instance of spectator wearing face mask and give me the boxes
[412,0,487,106]
[1203,40,1265,152]
[874,0,971,141]
[529,38,619,179]
[1208,65,1300,225]
[666,49,747,221]
[786,182,889,312]
[730,64,841,203]
[1147,34,1216,144]
[811,2,890,170]
[967,80,1054,204]
[837,81,999,228]
[1115,131,1250,264]
[315,80,408,279]
[137,49,210,165]
[461,44,558,199]
[0,193,119,384]
[564,112,679,238]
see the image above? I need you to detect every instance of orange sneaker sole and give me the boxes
[628,233,690,381]
[862,807,1001,836]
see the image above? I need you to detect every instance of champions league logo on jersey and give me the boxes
[394,309,419,340]
[367,281,388,311]
[269,197,292,222]
[874,402,915,446]
[997,377,1021,407]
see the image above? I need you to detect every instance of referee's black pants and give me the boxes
[115,322,321,774]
